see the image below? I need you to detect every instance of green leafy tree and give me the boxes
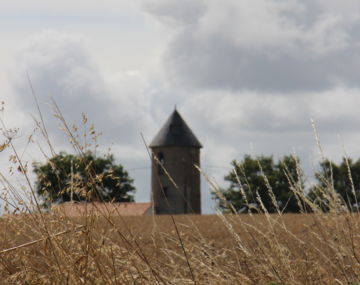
[217,155,303,213]
[33,151,135,207]
[309,158,360,211]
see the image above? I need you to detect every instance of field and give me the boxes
[1,211,360,284]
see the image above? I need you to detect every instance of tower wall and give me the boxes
[151,146,201,214]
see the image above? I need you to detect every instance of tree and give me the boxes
[217,155,303,213]
[308,158,360,211]
[33,151,135,207]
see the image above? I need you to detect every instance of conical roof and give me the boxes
[149,110,202,148]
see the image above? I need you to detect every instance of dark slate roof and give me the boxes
[149,110,202,148]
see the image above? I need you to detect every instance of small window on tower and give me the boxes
[162,186,168,198]
[157,152,164,175]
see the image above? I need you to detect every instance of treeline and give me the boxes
[215,154,360,213]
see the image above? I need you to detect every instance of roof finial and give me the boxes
[174,104,177,111]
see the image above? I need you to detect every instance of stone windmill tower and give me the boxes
[149,109,202,214]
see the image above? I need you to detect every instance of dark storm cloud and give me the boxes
[144,0,360,93]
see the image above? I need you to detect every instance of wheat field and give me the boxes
[1,211,360,284]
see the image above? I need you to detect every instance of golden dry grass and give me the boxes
[1,212,360,284]
[1,100,359,284]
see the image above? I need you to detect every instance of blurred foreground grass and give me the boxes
[1,212,359,284]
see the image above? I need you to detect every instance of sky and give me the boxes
[1,0,360,213]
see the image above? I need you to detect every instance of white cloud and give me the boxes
[198,0,303,50]
[0,1,138,14]
[144,0,360,92]
[10,30,155,145]
[142,0,206,28]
